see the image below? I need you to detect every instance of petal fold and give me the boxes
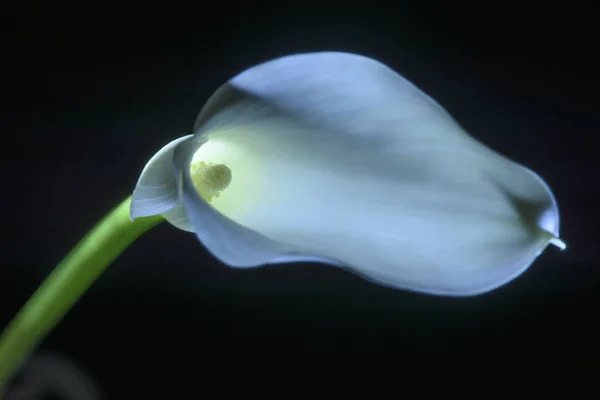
[130,135,192,220]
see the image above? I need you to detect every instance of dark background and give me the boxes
[2,1,599,398]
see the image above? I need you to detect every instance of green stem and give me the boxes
[0,196,164,393]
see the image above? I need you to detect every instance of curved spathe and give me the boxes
[131,51,564,296]
[130,135,192,220]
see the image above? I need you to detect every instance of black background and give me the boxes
[2,1,599,398]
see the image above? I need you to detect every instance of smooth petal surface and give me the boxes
[172,52,562,296]
[130,135,192,220]
[173,137,296,267]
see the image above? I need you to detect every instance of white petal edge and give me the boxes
[130,135,193,220]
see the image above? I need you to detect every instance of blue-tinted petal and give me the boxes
[130,135,193,220]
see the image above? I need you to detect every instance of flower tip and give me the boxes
[549,236,567,251]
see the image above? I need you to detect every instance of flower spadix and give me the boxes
[130,52,565,296]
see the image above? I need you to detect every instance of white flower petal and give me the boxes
[172,138,296,267]
[170,52,563,296]
[161,201,195,232]
[130,135,192,220]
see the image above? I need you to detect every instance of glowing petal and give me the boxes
[147,52,564,296]
[170,137,293,266]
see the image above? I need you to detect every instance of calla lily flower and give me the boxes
[130,51,565,296]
